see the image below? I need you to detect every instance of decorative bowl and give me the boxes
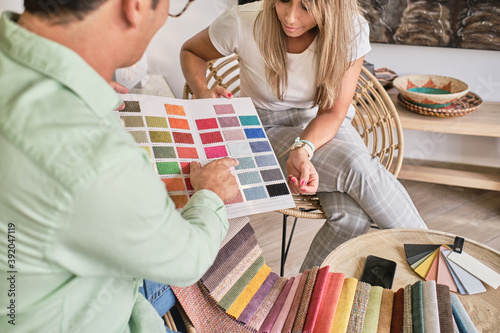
[393,74,469,108]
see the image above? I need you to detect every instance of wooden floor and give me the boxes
[249,180,500,278]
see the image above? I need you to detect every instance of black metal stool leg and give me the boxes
[281,214,288,277]
[280,214,299,277]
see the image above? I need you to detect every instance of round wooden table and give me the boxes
[321,228,500,331]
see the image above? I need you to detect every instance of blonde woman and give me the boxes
[181,0,427,271]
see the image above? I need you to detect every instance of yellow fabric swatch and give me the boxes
[226,264,271,318]
[410,249,437,270]
[362,286,383,333]
[330,277,358,333]
[414,248,440,278]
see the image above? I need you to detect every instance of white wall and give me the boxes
[146,0,236,98]
[2,1,499,168]
[0,1,22,13]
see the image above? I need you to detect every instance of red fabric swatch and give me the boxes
[302,266,330,332]
[312,272,345,333]
[390,288,404,333]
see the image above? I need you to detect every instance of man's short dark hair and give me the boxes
[24,0,160,20]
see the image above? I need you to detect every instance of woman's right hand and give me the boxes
[197,86,233,99]
[286,149,319,194]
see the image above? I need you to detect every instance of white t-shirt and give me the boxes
[209,1,371,111]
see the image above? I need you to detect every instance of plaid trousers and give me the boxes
[256,106,427,271]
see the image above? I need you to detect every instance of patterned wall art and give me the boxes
[360,0,500,51]
[238,0,500,51]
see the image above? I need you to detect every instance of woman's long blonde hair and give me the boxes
[254,0,364,109]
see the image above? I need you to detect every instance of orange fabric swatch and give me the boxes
[165,104,186,116]
[313,272,345,333]
[169,117,190,129]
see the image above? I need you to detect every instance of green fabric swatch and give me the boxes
[412,280,424,333]
[153,146,176,159]
[156,162,180,175]
[150,131,172,143]
[218,256,265,310]
[146,116,169,128]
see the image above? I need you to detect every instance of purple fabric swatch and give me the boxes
[270,273,303,333]
[259,277,295,333]
[220,217,249,248]
[238,272,279,324]
[248,277,288,330]
[202,223,255,289]
[203,235,258,292]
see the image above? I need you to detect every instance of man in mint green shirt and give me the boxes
[0,0,239,332]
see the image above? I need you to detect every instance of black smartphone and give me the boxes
[360,255,397,289]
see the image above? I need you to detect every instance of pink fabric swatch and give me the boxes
[436,247,458,292]
[205,145,228,159]
[282,270,309,333]
[425,251,439,282]
[214,104,236,115]
[259,277,295,333]
[270,273,302,333]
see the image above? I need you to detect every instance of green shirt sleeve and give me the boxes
[50,155,228,287]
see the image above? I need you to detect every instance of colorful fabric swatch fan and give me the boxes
[171,219,481,332]
[404,239,500,295]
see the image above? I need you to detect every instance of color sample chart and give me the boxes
[116,94,294,218]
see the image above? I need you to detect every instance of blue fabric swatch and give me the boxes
[243,186,268,201]
[250,141,272,153]
[244,128,266,139]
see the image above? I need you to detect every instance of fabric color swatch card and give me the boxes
[404,242,498,295]
[116,94,294,218]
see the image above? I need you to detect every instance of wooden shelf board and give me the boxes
[399,162,500,191]
[389,91,500,138]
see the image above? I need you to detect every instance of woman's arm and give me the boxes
[286,57,365,194]
[180,28,232,99]
[301,56,365,149]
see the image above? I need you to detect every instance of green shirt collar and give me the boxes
[0,11,123,116]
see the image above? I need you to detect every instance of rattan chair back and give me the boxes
[183,54,404,220]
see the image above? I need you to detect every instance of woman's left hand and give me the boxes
[109,81,129,110]
[286,149,319,194]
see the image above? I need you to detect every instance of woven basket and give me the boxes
[398,92,482,117]
[393,74,469,108]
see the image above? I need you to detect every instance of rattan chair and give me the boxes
[183,54,404,277]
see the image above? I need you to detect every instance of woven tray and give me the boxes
[398,92,483,117]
